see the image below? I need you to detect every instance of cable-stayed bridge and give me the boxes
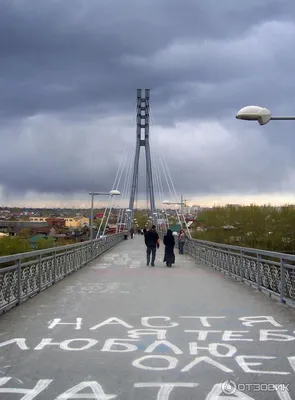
[0,90,295,400]
[94,88,191,239]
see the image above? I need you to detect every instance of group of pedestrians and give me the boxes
[141,225,186,267]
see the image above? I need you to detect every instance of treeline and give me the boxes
[0,236,76,261]
[192,204,295,253]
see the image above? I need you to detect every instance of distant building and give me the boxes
[29,216,88,228]
[45,218,66,228]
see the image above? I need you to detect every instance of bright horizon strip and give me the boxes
[1,193,295,208]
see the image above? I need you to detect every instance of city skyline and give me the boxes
[2,193,295,209]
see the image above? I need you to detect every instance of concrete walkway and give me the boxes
[0,234,295,399]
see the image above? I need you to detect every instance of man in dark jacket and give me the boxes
[144,225,159,267]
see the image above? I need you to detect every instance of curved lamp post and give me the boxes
[163,200,191,238]
[236,106,295,126]
[89,189,121,241]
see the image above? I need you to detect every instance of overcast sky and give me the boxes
[1,0,295,208]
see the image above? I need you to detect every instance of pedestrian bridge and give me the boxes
[0,232,295,399]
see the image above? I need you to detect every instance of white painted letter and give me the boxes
[0,377,52,399]
[48,318,82,330]
[239,316,282,327]
[222,331,253,341]
[34,338,98,351]
[134,383,198,399]
[180,316,225,327]
[101,339,139,352]
[205,383,255,399]
[56,381,117,399]
[34,338,62,350]
[181,357,232,373]
[60,339,98,351]
[288,356,295,372]
[141,317,179,328]
[236,356,290,375]
[260,330,295,341]
[0,338,29,350]
[185,330,222,340]
[275,389,293,400]
[189,342,237,357]
[145,340,183,355]
[90,318,133,330]
[127,329,167,339]
[132,355,178,371]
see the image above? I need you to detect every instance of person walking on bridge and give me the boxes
[178,229,186,254]
[145,225,159,267]
[130,227,134,239]
[163,229,175,267]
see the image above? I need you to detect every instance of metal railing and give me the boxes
[0,232,127,314]
[159,232,295,306]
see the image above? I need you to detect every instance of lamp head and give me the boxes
[236,106,271,125]
[109,189,121,196]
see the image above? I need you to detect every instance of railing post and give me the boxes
[280,258,286,304]
[17,259,22,305]
[73,247,76,273]
[38,254,42,292]
[257,253,261,291]
[64,248,68,276]
[53,251,56,284]
[240,250,244,280]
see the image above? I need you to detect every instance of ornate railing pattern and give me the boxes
[0,232,127,314]
[159,232,295,305]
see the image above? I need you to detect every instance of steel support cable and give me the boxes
[103,196,116,236]
[151,153,160,227]
[125,146,134,226]
[161,155,186,234]
[148,103,158,223]
[115,149,129,232]
[120,147,134,228]
[156,154,168,231]
[162,155,191,238]
[112,143,127,190]
[159,155,182,228]
[117,147,133,231]
[150,104,168,231]
[155,155,165,232]
[113,147,129,232]
[149,104,184,234]
[155,154,169,232]
[97,143,128,238]
[153,154,163,230]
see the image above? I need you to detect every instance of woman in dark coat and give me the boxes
[163,229,175,267]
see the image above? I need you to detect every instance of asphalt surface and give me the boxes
[0,234,295,399]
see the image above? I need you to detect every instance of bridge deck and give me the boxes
[0,234,295,399]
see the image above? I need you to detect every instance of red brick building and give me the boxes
[45,218,66,228]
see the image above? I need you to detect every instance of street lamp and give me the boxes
[162,199,191,238]
[89,190,121,242]
[236,106,295,126]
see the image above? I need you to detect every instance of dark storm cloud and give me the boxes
[0,0,293,119]
[1,0,295,199]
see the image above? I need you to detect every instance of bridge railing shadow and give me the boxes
[159,231,295,307]
[0,231,128,315]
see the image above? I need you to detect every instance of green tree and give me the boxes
[0,237,31,258]
[192,204,295,253]
[34,237,55,250]
[18,228,31,239]
[134,210,148,229]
